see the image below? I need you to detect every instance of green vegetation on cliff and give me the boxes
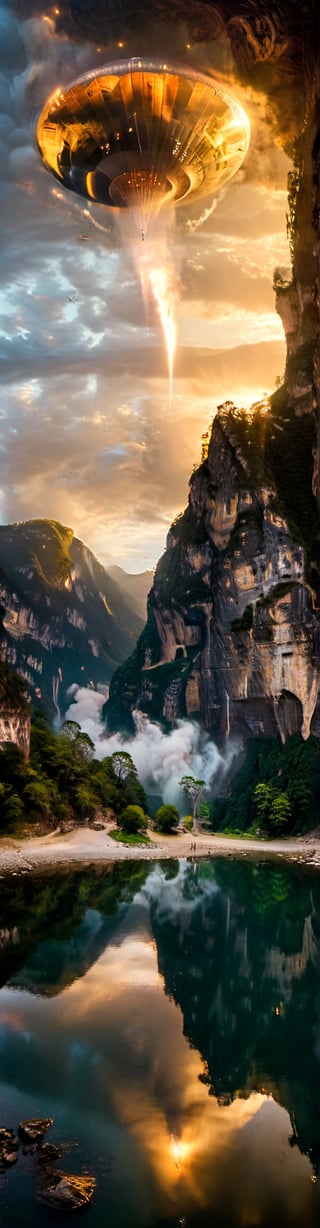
[0,660,29,715]
[213,736,320,836]
[266,393,318,566]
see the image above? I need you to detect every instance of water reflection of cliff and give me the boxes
[148,860,320,1173]
[0,863,148,993]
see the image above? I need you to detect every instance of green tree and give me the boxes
[61,720,82,740]
[254,783,274,825]
[154,804,180,833]
[121,772,147,813]
[74,784,98,821]
[179,776,206,831]
[199,800,211,824]
[111,751,137,783]
[119,805,147,834]
[4,791,25,828]
[24,777,52,818]
[73,732,95,764]
[89,769,117,809]
[0,706,147,836]
[270,791,292,832]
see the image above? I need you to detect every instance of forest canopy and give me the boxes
[0,717,147,834]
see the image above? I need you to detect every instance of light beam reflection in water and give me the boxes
[0,857,320,1226]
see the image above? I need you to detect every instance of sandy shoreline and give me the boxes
[0,825,319,874]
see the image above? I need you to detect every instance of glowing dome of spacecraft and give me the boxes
[36,57,250,236]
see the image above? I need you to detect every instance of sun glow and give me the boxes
[170,1135,190,1169]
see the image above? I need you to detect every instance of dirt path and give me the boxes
[0,826,319,874]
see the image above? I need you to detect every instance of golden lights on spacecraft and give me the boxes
[36,58,250,235]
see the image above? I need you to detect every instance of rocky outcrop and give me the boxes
[0,1128,20,1171]
[1,1112,95,1213]
[105,403,319,742]
[19,1118,53,1144]
[0,520,146,721]
[0,709,31,756]
[0,661,31,756]
[37,1170,96,1211]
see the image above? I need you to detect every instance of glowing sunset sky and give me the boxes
[0,1,291,568]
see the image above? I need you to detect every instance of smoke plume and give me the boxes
[65,685,240,809]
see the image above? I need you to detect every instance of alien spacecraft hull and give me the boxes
[36,57,250,232]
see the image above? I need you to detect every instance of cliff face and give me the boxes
[106,403,318,741]
[0,711,30,756]
[0,662,31,756]
[0,520,145,721]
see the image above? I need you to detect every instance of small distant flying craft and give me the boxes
[67,293,77,302]
[79,234,89,241]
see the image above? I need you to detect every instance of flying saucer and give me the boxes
[36,58,250,235]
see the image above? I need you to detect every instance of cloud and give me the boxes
[0,0,289,568]
[0,336,284,568]
[64,686,240,808]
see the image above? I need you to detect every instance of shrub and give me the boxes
[154,804,180,833]
[118,805,148,834]
[3,791,25,828]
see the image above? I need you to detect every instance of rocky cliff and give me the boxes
[105,398,319,741]
[0,661,30,757]
[105,0,320,745]
[0,520,145,721]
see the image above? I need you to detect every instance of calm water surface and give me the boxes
[1,856,320,1227]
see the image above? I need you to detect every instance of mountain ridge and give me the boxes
[0,519,145,721]
[106,565,153,622]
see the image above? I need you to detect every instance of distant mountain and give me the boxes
[107,565,152,622]
[0,520,145,721]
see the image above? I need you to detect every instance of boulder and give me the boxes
[37,1169,96,1210]
[19,1117,53,1144]
[37,1142,62,1165]
[0,1127,20,1169]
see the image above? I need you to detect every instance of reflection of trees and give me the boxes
[150,860,320,1173]
[0,863,148,993]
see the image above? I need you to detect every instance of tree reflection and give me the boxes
[149,860,320,1174]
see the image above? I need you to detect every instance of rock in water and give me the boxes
[19,1117,53,1143]
[0,1127,20,1169]
[37,1169,96,1210]
[37,1141,62,1165]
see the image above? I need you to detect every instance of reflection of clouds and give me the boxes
[140,861,220,919]
[0,1008,24,1031]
